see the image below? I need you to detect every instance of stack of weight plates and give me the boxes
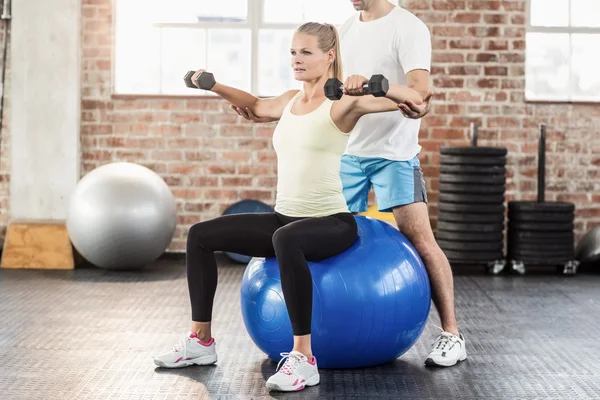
[436,146,507,267]
[507,201,577,274]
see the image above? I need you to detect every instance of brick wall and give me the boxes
[1,0,599,251]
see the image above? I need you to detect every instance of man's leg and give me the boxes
[392,202,458,335]
[368,155,466,367]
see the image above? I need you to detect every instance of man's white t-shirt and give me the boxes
[339,6,432,161]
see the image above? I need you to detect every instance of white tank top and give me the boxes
[272,92,350,217]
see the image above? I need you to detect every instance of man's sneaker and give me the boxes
[153,332,218,368]
[425,331,467,367]
[266,351,320,392]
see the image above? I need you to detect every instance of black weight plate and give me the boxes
[436,230,504,242]
[444,249,504,262]
[440,164,506,175]
[509,255,573,264]
[509,249,575,259]
[438,240,503,252]
[439,212,504,224]
[437,221,505,233]
[508,211,573,223]
[439,202,505,214]
[508,242,574,253]
[440,154,507,166]
[508,201,575,213]
[440,173,506,185]
[439,183,505,195]
[508,221,574,232]
[440,146,507,157]
[439,193,505,204]
[508,230,574,242]
[507,235,574,246]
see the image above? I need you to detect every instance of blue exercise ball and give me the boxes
[240,216,431,369]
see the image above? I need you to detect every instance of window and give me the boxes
[526,0,600,102]
[114,0,358,97]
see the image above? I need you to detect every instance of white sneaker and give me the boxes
[266,351,320,392]
[153,332,218,368]
[425,331,467,367]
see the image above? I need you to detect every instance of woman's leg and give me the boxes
[272,213,358,358]
[186,213,282,340]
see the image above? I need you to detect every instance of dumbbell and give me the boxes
[324,74,389,100]
[183,70,217,90]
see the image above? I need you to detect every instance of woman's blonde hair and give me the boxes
[295,22,343,81]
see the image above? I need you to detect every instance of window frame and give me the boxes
[526,0,600,103]
[112,0,318,98]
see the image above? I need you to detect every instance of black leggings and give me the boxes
[186,211,357,336]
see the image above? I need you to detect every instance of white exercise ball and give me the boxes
[67,162,177,269]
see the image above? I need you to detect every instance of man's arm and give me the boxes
[399,69,433,119]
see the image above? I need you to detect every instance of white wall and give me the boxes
[9,0,81,220]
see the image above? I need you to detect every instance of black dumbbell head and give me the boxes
[183,71,196,88]
[324,78,344,100]
[183,71,216,90]
[368,74,389,97]
[194,72,216,90]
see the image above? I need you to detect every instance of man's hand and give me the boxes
[343,75,369,96]
[398,91,433,119]
[230,105,279,123]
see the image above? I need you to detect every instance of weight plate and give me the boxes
[439,212,504,224]
[508,221,574,232]
[508,230,574,242]
[508,211,573,223]
[507,236,574,246]
[509,255,573,264]
[444,249,504,262]
[439,202,505,214]
[440,173,506,185]
[436,230,504,242]
[440,154,507,166]
[440,164,506,175]
[508,241,574,253]
[437,221,505,233]
[440,146,508,157]
[509,249,575,259]
[439,183,505,195]
[438,240,503,252]
[439,193,505,204]
[508,201,575,213]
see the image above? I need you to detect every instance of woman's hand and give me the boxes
[343,75,369,96]
[231,105,279,123]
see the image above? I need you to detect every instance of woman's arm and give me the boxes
[190,69,298,120]
[336,74,426,117]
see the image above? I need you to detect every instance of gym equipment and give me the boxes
[506,125,578,275]
[240,216,431,369]
[436,123,507,274]
[183,70,216,90]
[324,74,389,100]
[66,162,177,270]
[575,226,600,268]
[222,199,274,264]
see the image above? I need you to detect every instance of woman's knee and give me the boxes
[187,221,211,250]
[272,226,299,253]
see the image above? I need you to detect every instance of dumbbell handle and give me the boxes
[339,83,371,93]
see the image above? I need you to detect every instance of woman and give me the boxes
[154,22,424,392]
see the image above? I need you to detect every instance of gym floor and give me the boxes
[1,256,599,400]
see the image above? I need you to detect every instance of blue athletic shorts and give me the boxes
[340,154,428,213]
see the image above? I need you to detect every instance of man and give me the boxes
[232,0,466,368]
